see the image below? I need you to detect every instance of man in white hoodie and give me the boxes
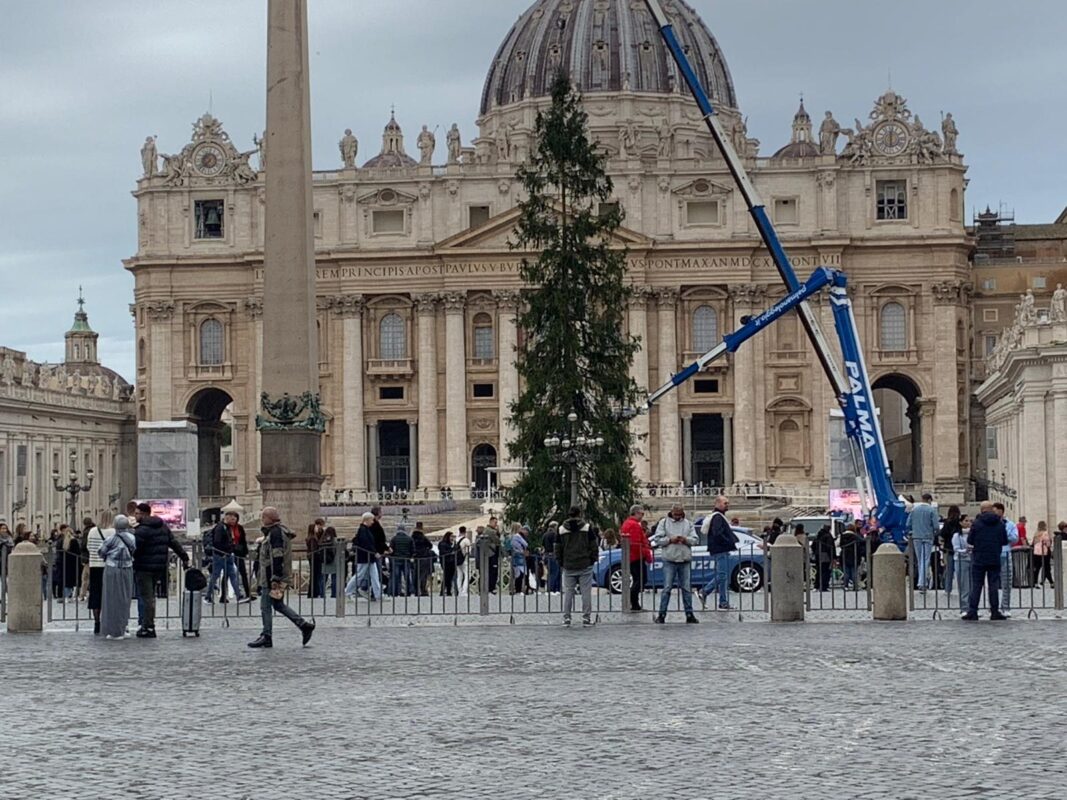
[652,503,699,624]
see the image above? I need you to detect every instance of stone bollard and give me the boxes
[872,544,907,620]
[769,534,804,622]
[620,537,632,612]
[7,542,44,633]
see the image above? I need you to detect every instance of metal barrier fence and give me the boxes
[5,533,1062,628]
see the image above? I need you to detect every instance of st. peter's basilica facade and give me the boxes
[126,0,972,510]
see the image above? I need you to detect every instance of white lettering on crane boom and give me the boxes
[845,361,877,449]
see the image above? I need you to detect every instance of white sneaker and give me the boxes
[562,619,571,628]
[1003,610,1012,618]
[105,634,115,640]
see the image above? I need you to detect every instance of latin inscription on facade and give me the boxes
[252,253,841,282]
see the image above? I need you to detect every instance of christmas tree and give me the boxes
[505,73,642,528]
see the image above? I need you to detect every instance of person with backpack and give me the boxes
[204,510,244,605]
[698,495,738,610]
[555,506,600,627]
[652,503,699,624]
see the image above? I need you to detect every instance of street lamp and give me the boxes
[53,450,93,531]
[544,411,605,509]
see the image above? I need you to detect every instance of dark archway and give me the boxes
[472,444,498,495]
[872,374,921,484]
[187,387,234,500]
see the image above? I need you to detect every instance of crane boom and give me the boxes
[641,0,907,543]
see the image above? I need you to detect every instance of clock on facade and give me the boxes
[193,143,227,177]
[873,121,909,157]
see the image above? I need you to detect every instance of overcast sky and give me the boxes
[1,0,1064,381]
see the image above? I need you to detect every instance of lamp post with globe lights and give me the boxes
[53,450,93,532]
[544,411,604,509]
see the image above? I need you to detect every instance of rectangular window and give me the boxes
[1033,276,1047,289]
[372,209,405,234]
[194,199,225,239]
[598,202,620,219]
[875,181,907,221]
[773,198,798,225]
[16,445,27,477]
[379,386,404,400]
[468,205,490,229]
[686,200,719,226]
[694,379,719,394]
[981,278,997,291]
[473,326,494,360]
[986,427,998,459]
[313,211,323,238]
[472,383,495,398]
[984,335,998,356]
[982,308,998,322]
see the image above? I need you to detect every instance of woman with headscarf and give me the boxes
[510,524,529,595]
[99,515,137,639]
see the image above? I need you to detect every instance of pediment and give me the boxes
[356,187,418,206]
[436,206,652,251]
[671,178,733,199]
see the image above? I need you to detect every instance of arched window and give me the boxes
[692,305,718,352]
[473,313,494,360]
[199,319,224,365]
[949,188,961,222]
[138,338,146,370]
[379,313,406,360]
[879,302,907,351]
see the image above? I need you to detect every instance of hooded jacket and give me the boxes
[554,518,599,571]
[967,512,1008,568]
[132,516,189,573]
[258,522,295,588]
[652,515,698,563]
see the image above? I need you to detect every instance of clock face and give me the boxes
[193,143,226,176]
[874,121,909,157]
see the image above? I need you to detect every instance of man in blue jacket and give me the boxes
[963,501,1009,621]
[906,493,939,592]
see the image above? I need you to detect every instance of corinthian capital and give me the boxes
[332,294,365,317]
[494,289,522,311]
[729,284,767,306]
[654,287,679,308]
[628,286,654,309]
[413,292,440,315]
[441,291,467,313]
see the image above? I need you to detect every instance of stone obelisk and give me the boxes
[256,0,323,531]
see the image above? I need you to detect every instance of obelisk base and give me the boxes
[258,429,322,538]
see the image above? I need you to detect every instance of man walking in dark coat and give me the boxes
[248,507,315,648]
[963,501,1009,621]
[132,502,190,638]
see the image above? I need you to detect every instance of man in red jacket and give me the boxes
[620,504,654,611]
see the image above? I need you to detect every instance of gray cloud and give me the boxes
[2,0,1064,381]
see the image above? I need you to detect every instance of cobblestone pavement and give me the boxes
[2,619,1065,799]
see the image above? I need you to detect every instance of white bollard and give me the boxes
[7,542,44,633]
[872,545,908,620]
[769,534,804,622]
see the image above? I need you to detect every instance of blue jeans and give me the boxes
[842,562,859,589]
[388,559,413,596]
[546,555,561,592]
[700,554,731,607]
[345,561,381,599]
[1000,551,1012,611]
[658,560,694,616]
[913,540,933,589]
[260,589,305,636]
[207,554,241,601]
[955,554,972,612]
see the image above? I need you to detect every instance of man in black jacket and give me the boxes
[555,506,600,627]
[205,511,244,604]
[963,501,1009,621]
[698,495,737,611]
[132,502,190,638]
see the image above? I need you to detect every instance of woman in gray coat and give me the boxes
[98,515,137,639]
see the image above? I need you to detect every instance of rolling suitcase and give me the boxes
[182,567,207,637]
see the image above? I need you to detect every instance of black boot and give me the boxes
[686,614,700,624]
[300,621,315,646]
[248,634,273,648]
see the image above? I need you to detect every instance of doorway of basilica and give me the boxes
[377,420,411,492]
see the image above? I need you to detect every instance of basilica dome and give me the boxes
[480,0,738,116]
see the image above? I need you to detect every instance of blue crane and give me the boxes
[633,0,907,545]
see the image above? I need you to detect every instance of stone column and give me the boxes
[496,290,520,486]
[443,292,468,488]
[918,399,936,487]
[415,294,440,489]
[628,289,651,484]
[1020,389,1048,526]
[258,0,323,530]
[408,422,418,490]
[367,422,379,492]
[931,285,962,482]
[338,295,366,490]
[730,286,758,483]
[682,415,692,485]
[722,411,733,487]
[147,303,174,420]
[1053,384,1067,526]
[655,288,681,484]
